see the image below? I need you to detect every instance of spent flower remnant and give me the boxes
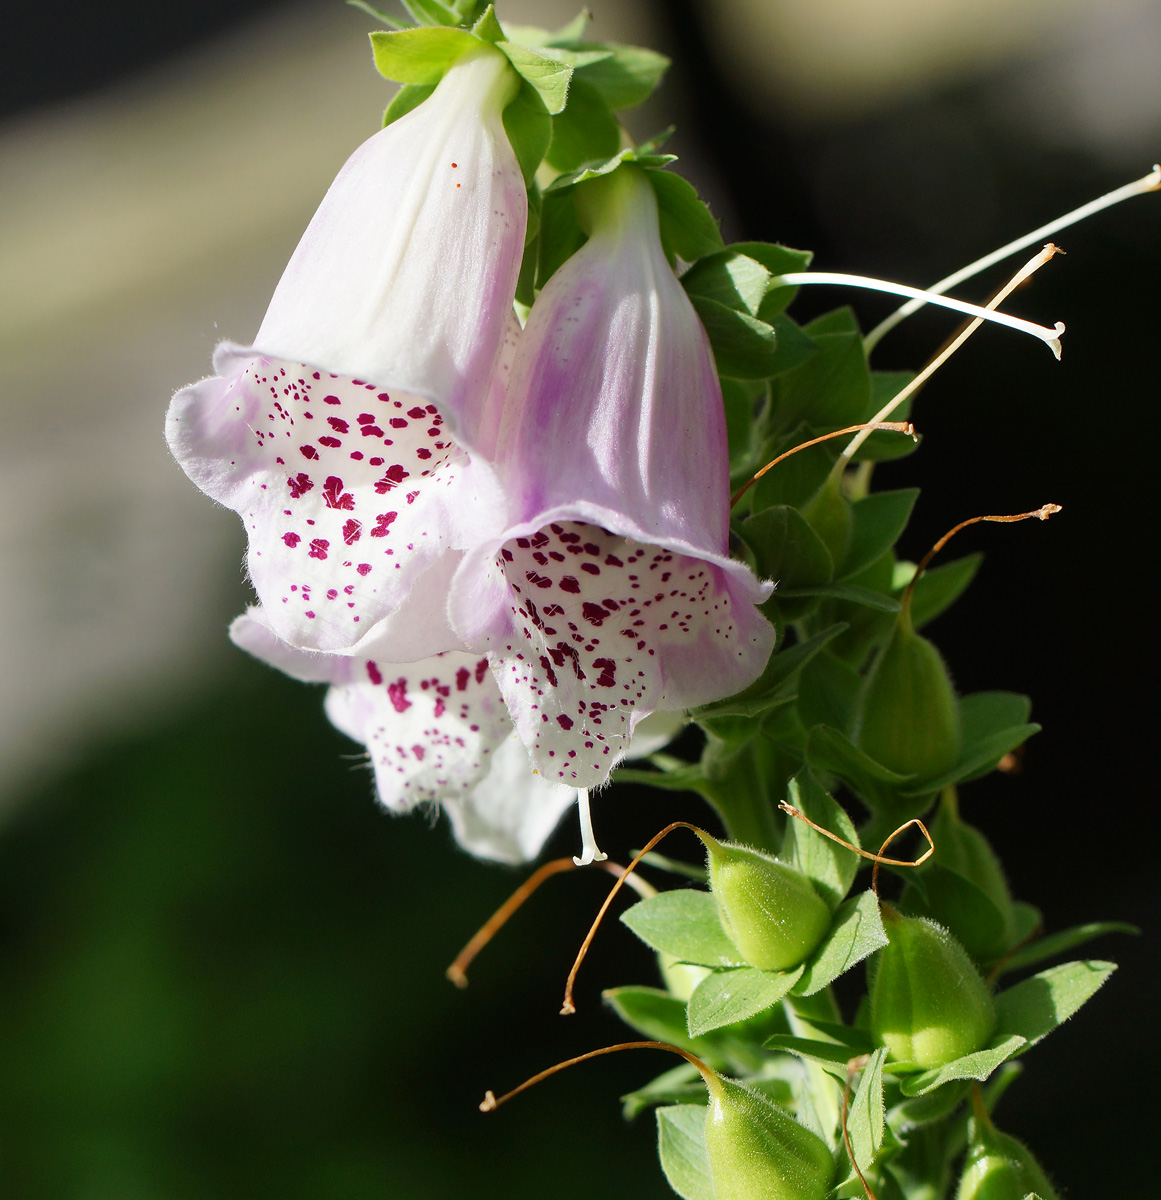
[451,165,775,789]
[167,45,525,660]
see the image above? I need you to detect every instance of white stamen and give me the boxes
[863,164,1161,351]
[572,788,607,866]
[768,272,1064,357]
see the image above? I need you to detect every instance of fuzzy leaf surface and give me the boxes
[794,891,888,996]
[687,965,804,1036]
[782,772,860,910]
[621,890,745,967]
[898,1035,1028,1096]
[657,1104,713,1200]
[994,960,1117,1049]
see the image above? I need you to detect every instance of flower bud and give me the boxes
[704,1074,833,1200]
[702,835,832,971]
[956,1117,1060,1200]
[870,907,995,1067]
[855,611,961,780]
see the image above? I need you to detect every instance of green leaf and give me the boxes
[782,772,860,911]
[846,1047,888,1173]
[682,249,771,317]
[896,553,983,629]
[347,0,405,30]
[805,307,861,336]
[693,623,847,721]
[903,722,1040,796]
[839,488,920,580]
[795,650,862,739]
[768,330,872,434]
[603,986,705,1055]
[542,78,620,172]
[382,81,436,127]
[657,1104,714,1200]
[687,965,804,1036]
[647,169,723,261]
[573,42,671,109]
[741,243,814,319]
[502,81,552,185]
[369,27,481,84]
[960,691,1032,742]
[887,1079,969,1131]
[898,1035,1027,1096]
[993,960,1117,1049]
[470,4,504,42]
[852,372,918,462]
[621,890,746,968]
[996,922,1139,975]
[765,1029,875,1069]
[899,864,1010,965]
[777,584,901,613]
[805,725,912,789]
[622,1061,704,1119]
[766,315,819,377]
[740,506,833,605]
[497,41,573,113]
[500,12,590,47]
[794,891,888,996]
[687,295,778,379]
[400,0,461,24]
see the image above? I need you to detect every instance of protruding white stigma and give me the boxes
[572,789,607,866]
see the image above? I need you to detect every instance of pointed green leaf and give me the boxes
[782,772,860,910]
[687,965,804,1036]
[895,553,983,629]
[621,890,745,967]
[382,81,436,127]
[903,723,1040,795]
[573,42,671,109]
[777,583,901,612]
[765,330,871,433]
[960,691,1032,742]
[657,1104,714,1200]
[898,1035,1027,1096]
[846,1047,888,1173]
[794,891,888,996]
[687,295,778,379]
[996,922,1139,975]
[795,649,862,736]
[682,250,771,317]
[647,169,723,261]
[603,986,705,1055]
[994,960,1117,1049]
[400,0,461,24]
[806,725,912,788]
[497,41,572,113]
[502,81,551,185]
[543,78,620,171]
[622,1061,704,1119]
[839,488,920,579]
[500,12,590,47]
[370,27,480,84]
[766,314,819,377]
[742,505,833,588]
[764,1030,875,1069]
[348,0,406,30]
[470,4,504,42]
[852,372,918,461]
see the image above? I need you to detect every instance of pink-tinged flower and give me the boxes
[167,47,524,660]
[450,165,776,789]
[230,607,576,864]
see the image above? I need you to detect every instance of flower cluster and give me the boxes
[167,38,773,863]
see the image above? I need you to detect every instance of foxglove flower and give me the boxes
[230,607,576,864]
[450,165,776,789]
[167,46,525,661]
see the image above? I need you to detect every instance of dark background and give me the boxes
[1,0,1155,1195]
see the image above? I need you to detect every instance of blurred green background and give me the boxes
[1,0,1157,1195]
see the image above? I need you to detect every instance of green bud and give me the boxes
[870,908,995,1067]
[956,1117,1061,1200]
[704,1074,833,1200]
[855,610,961,779]
[702,835,832,972]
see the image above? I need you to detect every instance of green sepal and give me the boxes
[496,40,573,113]
[900,715,1040,796]
[348,0,405,30]
[693,622,847,722]
[894,553,982,629]
[839,489,919,580]
[470,4,504,42]
[805,725,913,793]
[688,296,779,380]
[543,147,676,193]
[767,329,871,435]
[764,1028,875,1073]
[603,986,714,1059]
[793,891,889,997]
[569,41,671,109]
[620,889,746,968]
[502,80,552,185]
[896,1035,1027,1096]
[687,965,804,1036]
[500,12,590,48]
[681,248,773,316]
[766,315,820,377]
[647,168,724,261]
[777,584,901,613]
[795,649,863,737]
[993,959,1117,1051]
[899,864,1011,966]
[887,1078,970,1132]
[399,0,461,25]
[544,78,620,171]
[995,921,1138,976]
[740,506,833,621]
[781,772,860,910]
[844,1048,888,1179]
[657,1104,714,1200]
[381,81,436,127]
[622,1061,705,1119]
[852,372,918,462]
[747,428,836,513]
[369,26,481,84]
